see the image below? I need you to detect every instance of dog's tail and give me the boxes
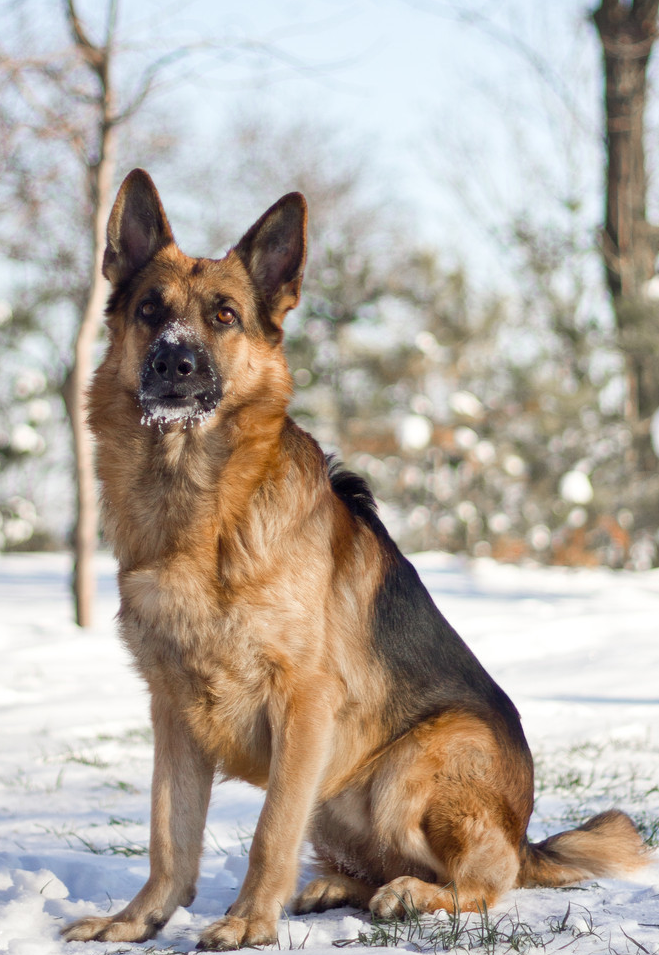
[518,810,649,888]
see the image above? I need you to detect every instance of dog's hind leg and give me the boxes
[62,690,213,943]
[369,816,520,918]
[366,713,531,920]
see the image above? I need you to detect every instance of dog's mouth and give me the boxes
[139,338,221,428]
[139,392,220,427]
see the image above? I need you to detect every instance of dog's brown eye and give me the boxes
[139,301,157,319]
[216,307,237,326]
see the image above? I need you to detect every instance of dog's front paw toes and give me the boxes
[61,917,112,942]
[196,914,277,951]
[61,915,160,943]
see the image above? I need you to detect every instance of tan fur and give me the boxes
[62,170,650,951]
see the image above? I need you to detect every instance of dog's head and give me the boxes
[100,169,307,429]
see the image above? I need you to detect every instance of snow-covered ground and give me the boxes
[1,551,658,954]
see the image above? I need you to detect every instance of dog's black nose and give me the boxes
[151,343,197,382]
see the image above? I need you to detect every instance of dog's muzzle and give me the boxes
[139,336,221,426]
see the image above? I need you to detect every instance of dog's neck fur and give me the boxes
[90,380,298,572]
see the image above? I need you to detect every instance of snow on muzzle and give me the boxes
[139,333,221,426]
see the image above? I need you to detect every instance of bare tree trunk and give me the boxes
[66,0,118,626]
[69,137,116,626]
[593,0,659,465]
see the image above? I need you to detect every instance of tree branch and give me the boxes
[64,0,106,83]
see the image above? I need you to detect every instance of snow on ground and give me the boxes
[1,550,658,955]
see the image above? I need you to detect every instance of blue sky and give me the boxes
[97,0,606,269]
[10,0,608,279]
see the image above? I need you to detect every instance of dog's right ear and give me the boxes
[103,169,174,286]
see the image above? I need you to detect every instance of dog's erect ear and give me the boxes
[103,169,174,286]
[234,192,307,328]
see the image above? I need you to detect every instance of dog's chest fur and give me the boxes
[118,556,283,784]
[113,444,335,785]
[95,403,387,790]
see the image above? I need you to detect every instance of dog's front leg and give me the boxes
[62,690,213,943]
[197,691,334,951]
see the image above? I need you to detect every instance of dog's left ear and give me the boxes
[234,192,307,328]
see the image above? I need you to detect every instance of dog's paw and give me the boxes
[369,877,425,920]
[293,877,345,914]
[293,875,373,914]
[196,914,278,951]
[60,915,162,943]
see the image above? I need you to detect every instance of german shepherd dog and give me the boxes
[62,170,647,950]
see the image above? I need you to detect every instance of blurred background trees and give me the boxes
[2,0,659,625]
